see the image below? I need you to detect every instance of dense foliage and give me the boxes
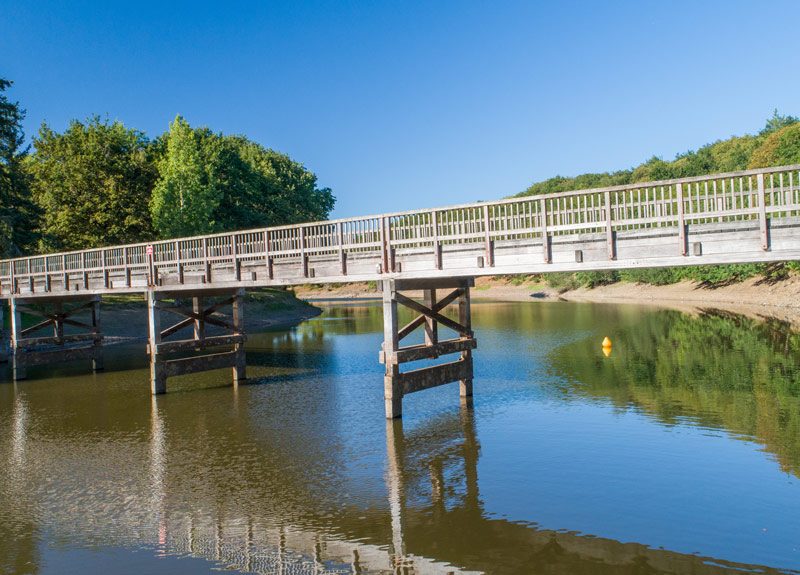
[518,110,800,198]
[517,110,800,288]
[29,117,158,250]
[0,78,38,256]
[151,117,334,238]
[0,79,335,255]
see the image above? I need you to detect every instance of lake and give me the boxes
[1,300,799,574]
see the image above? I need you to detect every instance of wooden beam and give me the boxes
[20,317,56,337]
[164,350,239,377]
[396,287,462,341]
[161,316,195,339]
[395,292,471,337]
[18,345,101,367]
[151,334,245,355]
[383,337,476,364]
[423,289,438,346]
[399,359,472,395]
[392,277,474,291]
[16,333,102,349]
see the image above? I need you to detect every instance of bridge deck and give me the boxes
[1,164,799,299]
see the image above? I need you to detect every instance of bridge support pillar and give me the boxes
[0,304,7,363]
[380,277,476,419]
[147,288,246,394]
[6,295,103,381]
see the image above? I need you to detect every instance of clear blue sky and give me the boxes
[2,0,799,218]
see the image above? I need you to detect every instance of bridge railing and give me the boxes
[1,164,799,294]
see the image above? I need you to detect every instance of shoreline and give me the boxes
[292,275,800,328]
[95,294,322,345]
[46,275,800,344]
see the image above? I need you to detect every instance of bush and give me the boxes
[683,264,764,286]
[618,268,684,285]
[574,270,619,288]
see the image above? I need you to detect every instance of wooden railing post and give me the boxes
[299,227,308,278]
[431,212,442,270]
[379,217,389,274]
[231,234,241,281]
[202,238,211,283]
[336,222,347,276]
[482,205,494,267]
[122,247,130,287]
[81,252,89,289]
[539,198,550,263]
[676,183,687,256]
[44,257,51,292]
[757,173,769,250]
[605,190,616,260]
[175,240,184,284]
[101,249,110,288]
[264,230,273,279]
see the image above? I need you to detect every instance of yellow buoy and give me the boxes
[602,336,612,348]
[602,346,612,358]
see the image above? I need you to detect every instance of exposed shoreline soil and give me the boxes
[55,275,800,344]
[292,275,800,328]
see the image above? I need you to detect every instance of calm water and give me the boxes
[1,300,800,575]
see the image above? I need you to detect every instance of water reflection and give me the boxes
[550,308,800,476]
[0,302,799,574]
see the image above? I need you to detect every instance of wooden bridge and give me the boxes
[1,164,799,417]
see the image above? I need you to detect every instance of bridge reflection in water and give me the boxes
[2,379,796,574]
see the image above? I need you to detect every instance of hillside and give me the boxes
[515,112,800,288]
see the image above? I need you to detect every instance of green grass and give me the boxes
[539,262,800,291]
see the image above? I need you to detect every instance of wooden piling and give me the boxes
[380,277,476,418]
[7,295,104,381]
[147,288,246,394]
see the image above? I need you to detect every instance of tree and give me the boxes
[150,116,335,238]
[748,123,800,168]
[760,109,798,135]
[150,116,221,238]
[224,136,335,228]
[0,78,38,256]
[28,116,157,250]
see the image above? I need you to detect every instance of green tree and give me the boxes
[760,109,799,135]
[225,136,335,227]
[0,78,38,256]
[150,117,335,238]
[28,116,157,250]
[748,123,800,168]
[150,116,221,238]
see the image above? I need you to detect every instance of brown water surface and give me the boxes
[1,301,800,574]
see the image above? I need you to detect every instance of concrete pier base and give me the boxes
[147,288,246,394]
[380,277,476,418]
[6,295,103,380]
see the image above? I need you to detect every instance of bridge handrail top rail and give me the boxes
[2,163,799,266]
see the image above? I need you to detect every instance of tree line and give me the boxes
[516,110,800,287]
[517,110,800,198]
[0,78,335,257]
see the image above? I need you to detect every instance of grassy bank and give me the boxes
[535,262,800,293]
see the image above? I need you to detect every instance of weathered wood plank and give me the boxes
[399,359,472,395]
[163,350,239,377]
[16,333,102,349]
[18,345,101,367]
[395,287,463,341]
[395,293,471,337]
[150,334,245,354]
[382,337,476,364]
